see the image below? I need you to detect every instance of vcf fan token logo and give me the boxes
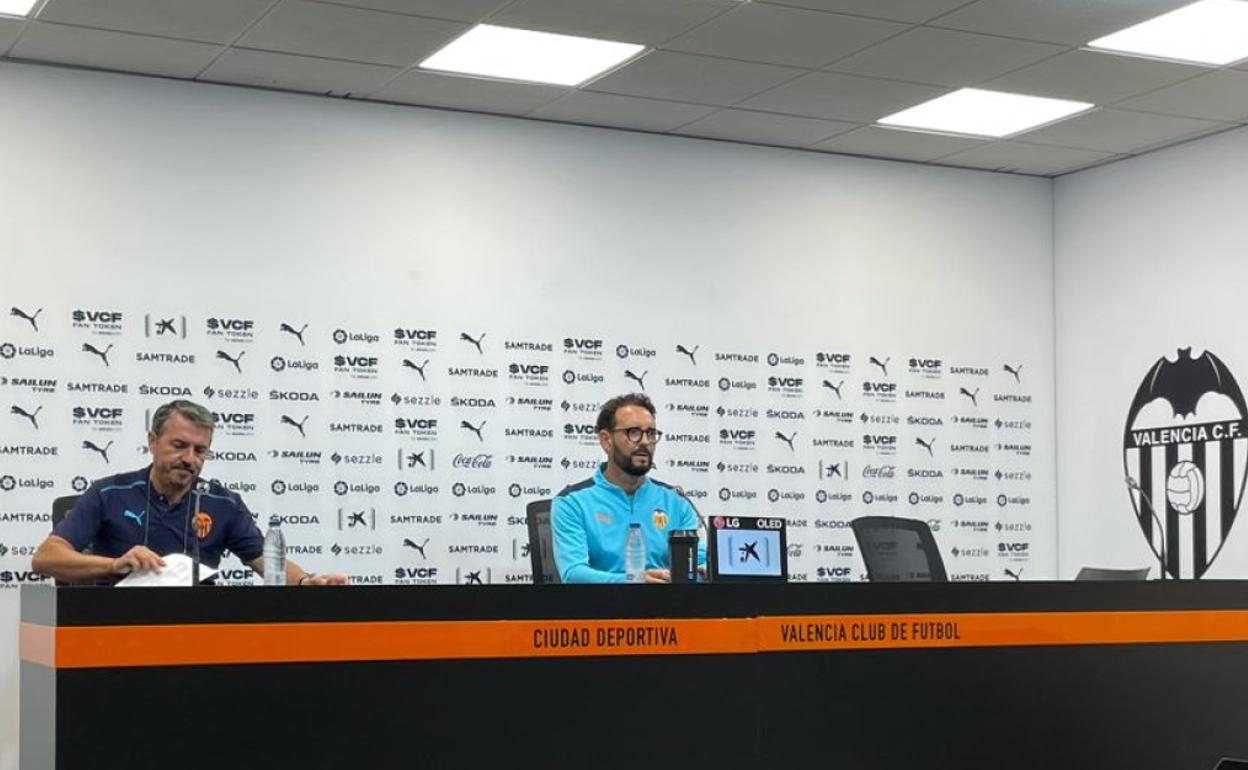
[1123,348,1248,579]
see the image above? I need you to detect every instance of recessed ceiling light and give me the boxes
[419,24,645,87]
[877,88,1094,139]
[1087,0,1248,66]
[0,0,39,17]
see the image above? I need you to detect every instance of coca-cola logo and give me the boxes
[862,464,896,479]
[452,453,494,469]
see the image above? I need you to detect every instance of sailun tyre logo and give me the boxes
[1123,347,1248,579]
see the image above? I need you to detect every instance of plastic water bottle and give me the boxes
[263,514,286,586]
[625,523,646,584]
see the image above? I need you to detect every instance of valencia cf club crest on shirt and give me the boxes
[193,512,213,540]
[653,509,669,530]
[1123,348,1247,578]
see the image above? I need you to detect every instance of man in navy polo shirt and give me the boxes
[552,392,705,583]
[32,399,346,586]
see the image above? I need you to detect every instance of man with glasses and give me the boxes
[552,393,704,583]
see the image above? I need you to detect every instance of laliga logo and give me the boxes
[1123,348,1248,579]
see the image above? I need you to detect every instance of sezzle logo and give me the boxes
[72,309,123,335]
[205,317,255,343]
[333,329,380,345]
[563,337,602,360]
[616,344,656,360]
[995,418,1032,430]
[508,362,550,386]
[767,376,804,399]
[767,353,805,367]
[860,413,899,426]
[718,406,759,419]
[717,461,759,474]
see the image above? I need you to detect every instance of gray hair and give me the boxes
[149,399,215,436]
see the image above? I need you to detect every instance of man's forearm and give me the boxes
[32,537,115,582]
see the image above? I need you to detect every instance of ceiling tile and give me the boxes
[587,50,804,106]
[663,4,904,69]
[529,91,717,132]
[199,48,401,96]
[828,27,1063,87]
[0,18,25,55]
[1116,70,1248,122]
[672,108,857,146]
[741,71,944,122]
[485,0,737,47]
[810,125,985,161]
[755,0,974,24]
[370,70,568,114]
[311,0,512,23]
[37,0,273,44]
[8,22,223,78]
[1017,107,1229,153]
[939,140,1115,175]
[983,49,1207,105]
[237,0,466,67]
[932,0,1195,45]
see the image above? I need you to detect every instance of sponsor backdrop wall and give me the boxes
[1056,124,1248,581]
[0,62,1055,765]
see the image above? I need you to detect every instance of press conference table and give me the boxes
[20,581,1248,770]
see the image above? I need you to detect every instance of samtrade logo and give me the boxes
[675,344,699,365]
[460,331,486,354]
[279,322,308,346]
[81,343,113,367]
[10,307,42,331]
[950,365,990,376]
[215,349,245,373]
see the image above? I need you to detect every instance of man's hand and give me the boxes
[300,573,349,586]
[644,568,671,584]
[111,546,165,576]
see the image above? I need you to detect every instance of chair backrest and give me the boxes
[52,495,80,528]
[526,499,560,585]
[1075,566,1151,581]
[851,516,947,582]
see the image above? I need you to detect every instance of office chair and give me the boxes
[851,516,947,582]
[52,494,81,528]
[526,499,560,585]
[1075,566,1151,581]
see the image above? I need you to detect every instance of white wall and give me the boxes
[0,61,1057,768]
[1055,124,1248,579]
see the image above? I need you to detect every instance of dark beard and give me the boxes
[613,446,652,477]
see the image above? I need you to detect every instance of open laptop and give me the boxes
[706,515,788,582]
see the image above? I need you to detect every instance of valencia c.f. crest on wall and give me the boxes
[1123,348,1247,578]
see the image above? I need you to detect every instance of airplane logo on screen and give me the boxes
[739,541,760,563]
[82,343,113,367]
[676,344,699,365]
[10,405,40,429]
[460,332,485,355]
[280,322,308,346]
[402,358,429,381]
[9,307,41,331]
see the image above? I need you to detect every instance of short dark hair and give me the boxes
[149,400,215,436]
[596,393,656,433]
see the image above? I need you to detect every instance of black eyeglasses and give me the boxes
[611,427,663,443]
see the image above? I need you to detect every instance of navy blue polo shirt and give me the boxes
[53,466,263,569]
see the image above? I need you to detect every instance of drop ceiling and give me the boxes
[3,0,1246,176]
